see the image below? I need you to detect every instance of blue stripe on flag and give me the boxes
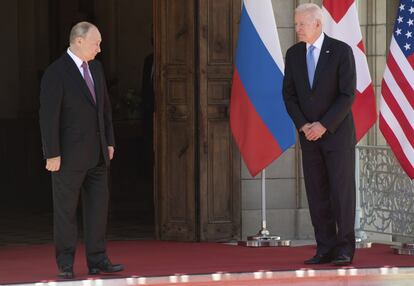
[235,5,295,150]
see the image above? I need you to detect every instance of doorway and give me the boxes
[0,0,243,245]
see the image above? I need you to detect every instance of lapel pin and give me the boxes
[326,50,330,53]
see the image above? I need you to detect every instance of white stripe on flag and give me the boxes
[390,37,414,90]
[383,66,414,127]
[244,0,284,71]
[380,98,414,166]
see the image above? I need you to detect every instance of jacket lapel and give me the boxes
[298,43,312,91]
[312,35,332,89]
[62,53,97,107]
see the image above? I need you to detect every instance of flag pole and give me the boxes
[238,168,291,247]
[261,168,268,234]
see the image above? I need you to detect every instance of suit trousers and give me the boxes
[301,145,356,258]
[51,160,109,268]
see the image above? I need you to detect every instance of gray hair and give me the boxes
[295,3,324,24]
[69,21,97,43]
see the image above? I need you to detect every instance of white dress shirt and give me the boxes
[306,32,325,67]
[67,48,94,84]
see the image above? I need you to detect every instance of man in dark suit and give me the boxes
[39,22,123,278]
[283,4,356,266]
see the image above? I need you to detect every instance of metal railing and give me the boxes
[357,146,414,238]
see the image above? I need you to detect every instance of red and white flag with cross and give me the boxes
[322,0,377,142]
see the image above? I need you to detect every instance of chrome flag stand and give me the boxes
[392,243,414,255]
[238,169,291,247]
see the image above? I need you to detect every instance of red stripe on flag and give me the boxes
[408,53,414,69]
[357,40,366,54]
[230,69,283,177]
[379,115,414,179]
[387,53,414,109]
[381,80,414,148]
[323,0,354,23]
[352,85,377,141]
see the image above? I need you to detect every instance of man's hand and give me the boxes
[46,156,61,172]
[306,122,327,141]
[108,146,115,160]
[300,123,313,137]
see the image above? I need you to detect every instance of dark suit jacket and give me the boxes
[283,34,356,151]
[39,53,115,170]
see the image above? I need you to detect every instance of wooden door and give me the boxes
[198,0,241,241]
[155,0,241,241]
[154,0,197,241]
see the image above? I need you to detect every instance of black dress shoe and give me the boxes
[304,253,333,264]
[58,265,74,279]
[332,254,352,266]
[89,259,124,275]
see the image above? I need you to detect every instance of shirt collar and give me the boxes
[67,48,84,69]
[306,32,324,50]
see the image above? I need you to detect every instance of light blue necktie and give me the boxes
[307,45,316,88]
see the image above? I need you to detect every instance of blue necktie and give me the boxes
[307,45,316,88]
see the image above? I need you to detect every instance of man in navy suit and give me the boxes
[283,4,356,266]
[39,22,123,278]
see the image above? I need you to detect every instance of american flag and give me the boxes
[380,0,414,178]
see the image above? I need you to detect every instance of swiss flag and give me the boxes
[322,0,377,141]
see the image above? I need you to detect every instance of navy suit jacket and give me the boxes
[39,53,115,170]
[283,34,357,151]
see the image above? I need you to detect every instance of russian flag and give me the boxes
[230,0,296,177]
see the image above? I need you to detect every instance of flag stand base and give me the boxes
[355,237,372,248]
[392,243,414,255]
[237,229,291,247]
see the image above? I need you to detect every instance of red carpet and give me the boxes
[0,241,413,284]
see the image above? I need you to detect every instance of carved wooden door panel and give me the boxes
[154,0,197,241]
[198,0,241,241]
